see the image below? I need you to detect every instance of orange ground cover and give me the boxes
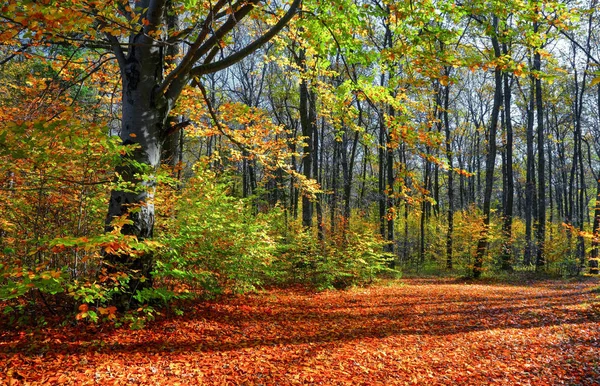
[1,278,599,385]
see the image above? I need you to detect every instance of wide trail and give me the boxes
[1,278,599,385]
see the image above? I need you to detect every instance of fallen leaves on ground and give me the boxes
[1,278,599,385]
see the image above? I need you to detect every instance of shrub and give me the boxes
[155,164,278,297]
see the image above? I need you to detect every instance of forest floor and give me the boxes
[1,278,600,385]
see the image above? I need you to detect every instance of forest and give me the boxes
[1,0,600,384]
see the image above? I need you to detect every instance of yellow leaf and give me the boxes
[76,312,87,320]
[591,76,600,87]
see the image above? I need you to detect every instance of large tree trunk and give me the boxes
[100,0,301,309]
[105,37,169,306]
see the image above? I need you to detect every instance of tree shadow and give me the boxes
[2,280,598,360]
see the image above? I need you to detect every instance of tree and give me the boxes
[4,0,300,303]
[473,14,503,278]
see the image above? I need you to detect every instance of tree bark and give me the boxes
[299,63,314,228]
[474,15,502,278]
[442,75,454,270]
[105,30,169,305]
[102,0,301,307]
[591,179,600,274]
[500,58,514,271]
[524,68,536,266]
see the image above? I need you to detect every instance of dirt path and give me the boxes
[1,278,599,385]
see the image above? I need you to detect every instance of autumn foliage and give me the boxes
[2,0,600,383]
[1,279,599,385]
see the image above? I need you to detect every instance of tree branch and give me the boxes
[559,29,600,66]
[141,0,169,43]
[105,33,126,70]
[191,0,301,76]
[156,0,230,98]
[192,78,249,152]
[0,43,30,66]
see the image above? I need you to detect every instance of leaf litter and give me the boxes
[1,278,599,385]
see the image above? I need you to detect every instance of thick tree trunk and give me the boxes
[101,0,301,309]
[105,37,169,307]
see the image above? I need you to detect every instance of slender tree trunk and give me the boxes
[474,16,502,278]
[572,40,592,272]
[548,124,554,237]
[420,153,430,265]
[331,139,340,234]
[442,75,454,270]
[290,143,299,220]
[591,178,600,274]
[311,93,324,241]
[534,32,546,271]
[299,59,313,228]
[524,68,536,266]
[342,123,359,233]
[359,142,368,210]
[386,108,395,260]
[378,109,386,241]
[161,2,182,171]
[501,63,514,271]
[476,133,482,206]
[592,84,600,274]
[577,126,586,271]
[401,145,410,264]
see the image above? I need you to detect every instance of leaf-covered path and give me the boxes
[2,279,599,385]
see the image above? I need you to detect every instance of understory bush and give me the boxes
[155,164,279,296]
[273,214,395,290]
[154,164,394,296]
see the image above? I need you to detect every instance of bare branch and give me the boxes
[191,0,301,77]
